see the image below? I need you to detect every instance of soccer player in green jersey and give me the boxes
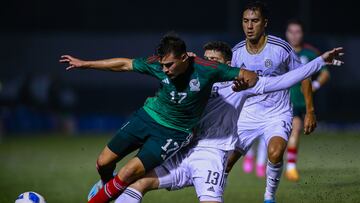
[285,19,331,181]
[60,34,258,203]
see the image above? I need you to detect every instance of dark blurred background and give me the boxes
[0,0,359,135]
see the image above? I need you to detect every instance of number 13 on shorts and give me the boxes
[205,170,225,187]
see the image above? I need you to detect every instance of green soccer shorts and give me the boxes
[108,108,193,171]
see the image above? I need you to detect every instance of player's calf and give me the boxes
[88,157,146,203]
[225,150,243,173]
[115,170,160,203]
[96,146,120,183]
[117,157,146,183]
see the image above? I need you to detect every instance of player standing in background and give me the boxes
[285,19,331,181]
[60,34,258,203]
[113,42,343,203]
[226,2,316,203]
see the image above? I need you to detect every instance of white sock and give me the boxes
[264,160,283,200]
[287,162,296,170]
[286,147,298,170]
[115,187,143,203]
[256,138,267,166]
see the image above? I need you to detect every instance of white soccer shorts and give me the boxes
[154,146,230,202]
[236,115,293,154]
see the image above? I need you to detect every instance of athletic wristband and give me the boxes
[312,80,321,91]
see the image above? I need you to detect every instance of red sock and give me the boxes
[88,175,128,203]
[287,147,298,166]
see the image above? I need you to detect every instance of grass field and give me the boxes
[1,132,360,203]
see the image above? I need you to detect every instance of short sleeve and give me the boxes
[216,63,241,82]
[231,52,239,67]
[132,56,161,77]
[286,50,302,71]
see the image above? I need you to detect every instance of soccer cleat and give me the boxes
[264,199,276,203]
[285,168,300,182]
[256,164,266,178]
[88,171,118,200]
[87,180,104,201]
[243,156,254,173]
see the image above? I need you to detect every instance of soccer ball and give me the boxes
[15,191,46,203]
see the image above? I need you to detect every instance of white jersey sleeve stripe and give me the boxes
[232,40,246,52]
[268,36,293,50]
[267,40,292,53]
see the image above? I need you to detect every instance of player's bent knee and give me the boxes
[268,141,286,163]
[268,146,285,163]
[97,146,119,168]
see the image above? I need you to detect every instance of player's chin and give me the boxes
[246,35,257,40]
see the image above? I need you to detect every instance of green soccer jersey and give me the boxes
[290,47,327,108]
[132,56,240,133]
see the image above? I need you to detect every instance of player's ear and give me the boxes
[181,53,188,62]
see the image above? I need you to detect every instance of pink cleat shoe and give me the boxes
[256,164,266,178]
[242,156,254,173]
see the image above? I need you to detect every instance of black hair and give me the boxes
[243,1,269,20]
[203,41,232,62]
[286,18,305,32]
[156,32,187,58]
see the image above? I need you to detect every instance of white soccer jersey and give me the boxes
[144,57,326,203]
[194,56,325,151]
[194,81,262,151]
[231,35,302,120]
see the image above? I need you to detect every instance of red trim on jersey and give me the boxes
[303,43,321,55]
[194,57,218,69]
[146,55,160,63]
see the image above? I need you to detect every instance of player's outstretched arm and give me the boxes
[59,55,133,72]
[263,47,344,93]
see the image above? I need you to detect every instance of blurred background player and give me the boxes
[285,19,330,181]
[226,2,316,202]
[242,134,267,177]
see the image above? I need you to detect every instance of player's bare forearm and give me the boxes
[301,78,315,113]
[317,69,330,85]
[232,69,258,91]
[60,55,133,72]
[85,58,133,71]
[313,70,330,92]
[301,78,317,134]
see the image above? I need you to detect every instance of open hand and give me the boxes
[321,47,344,66]
[304,112,317,135]
[59,55,87,70]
